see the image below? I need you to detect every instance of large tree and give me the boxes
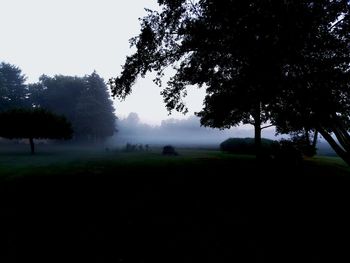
[110,0,350,164]
[0,108,73,154]
[109,1,289,156]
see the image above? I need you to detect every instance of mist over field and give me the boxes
[111,113,280,147]
[108,113,336,156]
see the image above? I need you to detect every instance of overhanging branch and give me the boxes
[261,124,274,130]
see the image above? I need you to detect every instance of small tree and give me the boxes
[0,108,73,154]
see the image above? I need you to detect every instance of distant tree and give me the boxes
[28,73,116,142]
[0,62,28,111]
[28,75,86,123]
[0,108,73,154]
[74,72,116,141]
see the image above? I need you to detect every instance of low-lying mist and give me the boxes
[109,113,278,148]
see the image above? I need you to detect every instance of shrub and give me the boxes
[220,138,276,155]
[162,145,178,156]
[291,136,317,157]
[272,139,303,166]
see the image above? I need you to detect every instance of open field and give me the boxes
[0,145,349,262]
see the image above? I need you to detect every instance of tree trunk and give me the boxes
[312,131,318,148]
[253,103,262,159]
[29,137,35,155]
[318,128,350,166]
[255,122,262,157]
[304,128,310,146]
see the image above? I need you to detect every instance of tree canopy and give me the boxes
[110,0,350,164]
[109,0,290,154]
[0,108,73,154]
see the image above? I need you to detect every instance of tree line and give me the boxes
[0,62,116,144]
[110,0,350,165]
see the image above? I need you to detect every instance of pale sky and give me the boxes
[0,0,206,125]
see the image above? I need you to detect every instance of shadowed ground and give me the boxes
[0,145,349,262]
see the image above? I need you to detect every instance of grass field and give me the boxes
[0,144,349,262]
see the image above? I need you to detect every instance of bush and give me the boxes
[291,136,317,157]
[272,140,303,166]
[162,145,178,156]
[220,138,276,155]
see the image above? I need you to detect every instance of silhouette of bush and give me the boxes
[162,145,178,156]
[291,136,317,157]
[220,138,276,155]
[273,140,303,166]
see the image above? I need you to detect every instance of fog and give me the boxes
[109,113,279,148]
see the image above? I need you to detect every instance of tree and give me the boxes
[270,1,350,165]
[28,73,116,142]
[109,1,288,157]
[0,108,73,154]
[0,62,29,111]
[28,75,86,123]
[74,72,116,141]
[110,1,350,165]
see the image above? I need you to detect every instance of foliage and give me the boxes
[0,108,72,140]
[0,108,72,154]
[273,140,303,166]
[74,72,116,139]
[220,138,276,155]
[110,0,350,165]
[29,72,116,141]
[0,62,29,111]
[290,133,317,157]
[28,75,86,123]
[267,1,350,164]
[109,0,281,131]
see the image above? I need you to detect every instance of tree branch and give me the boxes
[189,0,200,17]
[260,124,274,130]
[329,16,345,31]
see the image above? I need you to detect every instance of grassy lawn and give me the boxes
[0,145,349,262]
[0,145,256,179]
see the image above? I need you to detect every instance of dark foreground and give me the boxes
[0,149,349,262]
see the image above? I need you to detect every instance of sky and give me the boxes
[0,0,206,125]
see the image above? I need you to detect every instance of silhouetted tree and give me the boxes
[0,108,72,154]
[0,62,28,111]
[269,1,350,165]
[110,1,350,164]
[109,1,288,157]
